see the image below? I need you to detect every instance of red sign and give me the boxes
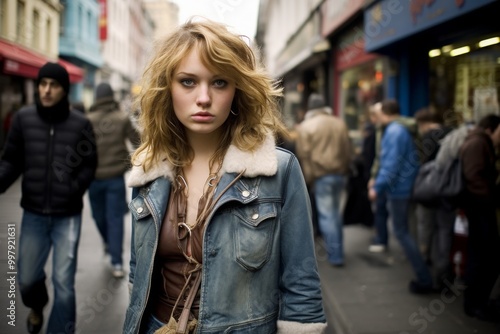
[99,0,107,41]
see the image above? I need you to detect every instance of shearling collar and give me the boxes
[126,133,278,187]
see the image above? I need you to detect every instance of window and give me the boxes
[16,0,25,43]
[33,9,40,49]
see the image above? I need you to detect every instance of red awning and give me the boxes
[58,58,84,83]
[0,39,84,83]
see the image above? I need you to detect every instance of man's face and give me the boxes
[38,78,65,107]
[491,125,500,148]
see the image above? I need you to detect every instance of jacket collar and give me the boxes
[127,133,278,187]
[304,106,332,120]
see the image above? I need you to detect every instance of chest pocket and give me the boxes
[233,202,277,271]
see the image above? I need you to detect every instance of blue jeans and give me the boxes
[372,192,389,245]
[142,313,166,334]
[88,175,126,266]
[18,210,82,334]
[389,198,433,285]
[314,174,347,265]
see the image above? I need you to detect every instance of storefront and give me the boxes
[275,9,329,128]
[364,0,500,122]
[333,22,389,148]
[0,38,84,149]
[322,0,388,149]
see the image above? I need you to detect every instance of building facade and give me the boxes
[0,0,83,148]
[59,0,102,106]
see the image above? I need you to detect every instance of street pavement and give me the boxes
[1,177,499,333]
[318,224,500,334]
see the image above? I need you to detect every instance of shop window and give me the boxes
[339,59,385,150]
[429,33,500,125]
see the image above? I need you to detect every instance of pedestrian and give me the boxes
[368,99,434,294]
[295,93,352,266]
[123,19,327,333]
[86,82,140,278]
[459,114,500,322]
[71,101,86,114]
[0,62,97,334]
[413,107,455,290]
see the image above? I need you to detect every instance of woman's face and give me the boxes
[172,46,236,139]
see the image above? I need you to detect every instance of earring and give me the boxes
[230,109,239,116]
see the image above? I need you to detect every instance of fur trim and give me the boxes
[277,320,327,334]
[126,133,277,187]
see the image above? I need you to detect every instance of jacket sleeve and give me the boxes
[125,117,141,150]
[73,120,97,194]
[278,154,327,333]
[374,124,407,194]
[460,137,492,198]
[294,128,314,186]
[0,112,24,193]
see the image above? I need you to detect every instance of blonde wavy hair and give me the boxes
[132,18,288,172]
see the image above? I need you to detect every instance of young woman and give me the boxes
[123,19,327,334]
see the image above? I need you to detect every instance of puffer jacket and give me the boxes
[86,97,140,179]
[0,105,97,215]
[123,134,327,334]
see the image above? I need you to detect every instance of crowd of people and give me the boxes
[0,17,499,334]
[291,93,500,323]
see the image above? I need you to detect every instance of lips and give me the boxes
[192,111,214,122]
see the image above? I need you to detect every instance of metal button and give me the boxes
[137,207,144,213]
[252,213,259,220]
[242,190,250,198]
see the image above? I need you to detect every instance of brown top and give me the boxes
[151,189,204,323]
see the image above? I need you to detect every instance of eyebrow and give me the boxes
[176,71,226,79]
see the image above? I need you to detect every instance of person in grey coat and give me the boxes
[86,83,140,278]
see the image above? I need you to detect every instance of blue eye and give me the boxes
[180,79,195,87]
[213,80,227,88]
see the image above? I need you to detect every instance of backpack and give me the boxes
[412,125,469,207]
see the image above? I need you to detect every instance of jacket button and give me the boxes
[252,213,259,220]
[137,207,144,213]
[242,190,250,198]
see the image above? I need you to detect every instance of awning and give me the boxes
[58,58,84,83]
[0,39,84,83]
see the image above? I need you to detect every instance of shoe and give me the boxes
[368,244,386,253]
[465,306,500,323]
[112,264,125,278]
[27,309,43,334]
[409,280,435,294]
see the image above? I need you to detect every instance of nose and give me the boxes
[40,84,51,95]
[196,84,211,107]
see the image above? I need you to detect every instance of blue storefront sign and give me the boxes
[364,0,498,51]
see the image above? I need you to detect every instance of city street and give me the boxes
[1,177,500,333]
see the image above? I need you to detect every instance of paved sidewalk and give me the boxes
[0,178,130,334]
[318,224,500,334]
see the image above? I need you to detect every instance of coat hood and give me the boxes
[127,133,278,187]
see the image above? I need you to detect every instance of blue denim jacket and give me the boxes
[123,135,327,334]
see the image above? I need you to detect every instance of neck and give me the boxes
[187,131,223,160]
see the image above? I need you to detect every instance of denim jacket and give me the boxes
[123,134,327,334]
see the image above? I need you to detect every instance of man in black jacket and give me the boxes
[0,62,97,334]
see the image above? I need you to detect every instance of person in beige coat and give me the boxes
[296,93,352,266]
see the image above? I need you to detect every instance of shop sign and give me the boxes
[335,24,378,71]
[321,0,364,37]
[99,0,108,41]
[364,0,497,51]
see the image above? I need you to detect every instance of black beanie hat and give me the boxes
[37,62,70,93]
[95,83,114,100]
